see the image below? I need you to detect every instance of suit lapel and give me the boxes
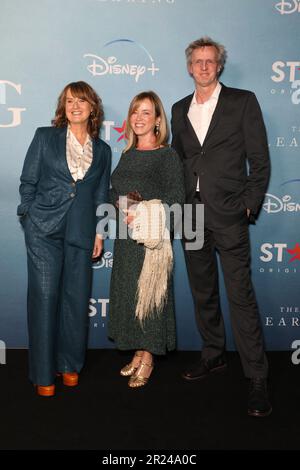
[55,127,74,180]
[202,84,227,146]
[183,94,203,148]
[85,137,100,179]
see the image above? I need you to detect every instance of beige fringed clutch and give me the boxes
[131,199,173,324]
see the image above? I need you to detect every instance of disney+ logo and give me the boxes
[275,0,300,14]
[263,194,300,213]
[84,39,159,83]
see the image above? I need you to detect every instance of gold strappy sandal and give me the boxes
[128,360,154,388]
[120,351,143,377]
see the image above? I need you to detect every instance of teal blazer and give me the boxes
[17,127,111,249]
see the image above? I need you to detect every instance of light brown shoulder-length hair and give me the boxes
[51,81,104,139]
[123,91,169,152]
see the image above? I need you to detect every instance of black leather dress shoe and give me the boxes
[182,356,227,381]
[247,377,272,417]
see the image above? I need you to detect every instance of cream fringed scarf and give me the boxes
[131,199,173,324]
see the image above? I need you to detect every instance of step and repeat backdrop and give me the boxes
[1,0,299,350]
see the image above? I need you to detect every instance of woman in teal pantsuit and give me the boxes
[108,91,185,388]
[18,82,111,396]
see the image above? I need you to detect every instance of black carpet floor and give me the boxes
[0,350,299,452]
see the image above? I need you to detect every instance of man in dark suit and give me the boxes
[171,37,271,417]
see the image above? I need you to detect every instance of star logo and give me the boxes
[287,243,300,262]
[113,120,126,142]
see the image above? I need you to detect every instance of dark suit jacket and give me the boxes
[171,84,270,228]
[17,127,111,249]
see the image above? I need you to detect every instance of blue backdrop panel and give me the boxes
[0,0,299,350]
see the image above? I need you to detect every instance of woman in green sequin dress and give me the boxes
[108,91,185,388]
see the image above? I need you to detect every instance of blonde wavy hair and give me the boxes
[123,91,169,152]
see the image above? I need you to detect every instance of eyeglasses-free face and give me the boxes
[65,89,92,128]
[129,98,160,139]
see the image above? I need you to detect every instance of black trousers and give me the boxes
[183,198,268,378]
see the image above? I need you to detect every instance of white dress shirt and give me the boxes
[66,127,93,181]
[188,82,222,191]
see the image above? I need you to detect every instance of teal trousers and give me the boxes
[23,213,93,386]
